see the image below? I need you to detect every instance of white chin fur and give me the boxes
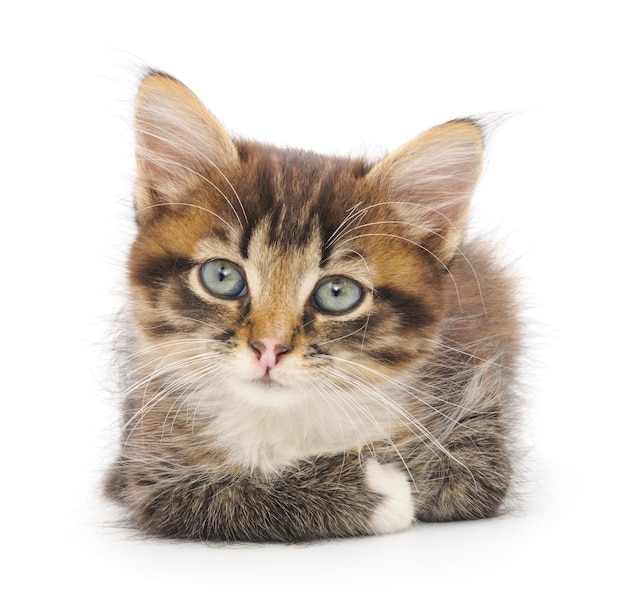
[365,459,414,535]
[230,379,303,410]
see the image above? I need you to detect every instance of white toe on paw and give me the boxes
[364,459,414,535]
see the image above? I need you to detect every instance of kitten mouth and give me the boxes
[253,373,282,388]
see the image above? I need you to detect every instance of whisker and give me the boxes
[329,200,487,315]
[136,200,239,237]
[316,368,419,488]
[338,230,463,308]
[137,123,247,227]
[324,201,367,248]
[313,353,480,483]
[314,321,369,347]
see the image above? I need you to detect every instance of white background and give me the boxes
[3,1,624,605]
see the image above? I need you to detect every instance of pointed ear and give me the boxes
[366,120,483,263]
[134,71,239,213]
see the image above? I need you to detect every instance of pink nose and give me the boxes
[250,339,291,371]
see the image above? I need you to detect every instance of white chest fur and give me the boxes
[199,384,406,473]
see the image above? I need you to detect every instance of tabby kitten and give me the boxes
[105,71,521,542]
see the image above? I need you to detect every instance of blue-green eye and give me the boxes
[200,260,247,299]
[313,276,363,314]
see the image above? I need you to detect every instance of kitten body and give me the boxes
[106,72,521,542]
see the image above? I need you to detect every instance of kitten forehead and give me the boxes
[246,216,323,298]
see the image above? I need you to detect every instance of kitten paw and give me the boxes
[364,459,414,535]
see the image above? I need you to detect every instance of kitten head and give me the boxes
[127,71,483,410]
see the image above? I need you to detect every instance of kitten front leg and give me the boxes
[412,415,512,522]
[123,453,414,542]
[363,459,415,535]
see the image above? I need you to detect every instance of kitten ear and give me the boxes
[134,71,239,213]
[367,120,483,263]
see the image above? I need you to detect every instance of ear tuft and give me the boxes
[367,120,483,263]
[134,71,239,213]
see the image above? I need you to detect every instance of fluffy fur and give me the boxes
[105,71,521,542]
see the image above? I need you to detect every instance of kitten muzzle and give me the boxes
[250,339,292,373]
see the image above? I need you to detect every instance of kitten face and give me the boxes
[129,143,446,412]
[128,72,482,424]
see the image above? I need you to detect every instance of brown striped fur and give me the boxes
[105,71,521,542]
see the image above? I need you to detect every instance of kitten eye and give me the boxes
[313,276,363,314]
[200,260,247,299]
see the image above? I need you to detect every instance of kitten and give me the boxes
[105,70,521,542]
